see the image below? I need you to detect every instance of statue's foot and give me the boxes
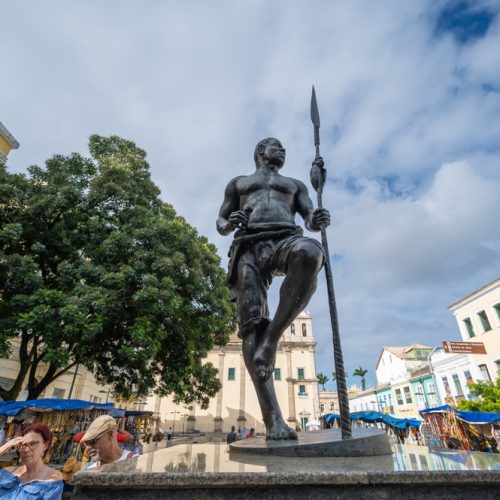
[266,418,298,441]
[253,341,277,382]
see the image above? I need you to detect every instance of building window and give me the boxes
[478,364,491,381]
[52,388,65,398]
[477,311,492,332]
[298,384,307,395]
[464,370,473,386]
[463,318,475,337]
[290,323,295,335]
[274,368,281,381]
[320,403,324,412]
[494,303,500,321]
[297,368,305,380]
[395,389,404,405]
[302,324,307,337]
[452,374,464,396]
[494,360,500,377]
[403,386,412,404]
[330,402,335,411]
[228,368,235,381]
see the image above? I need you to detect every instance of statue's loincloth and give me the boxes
[227,223,323,303]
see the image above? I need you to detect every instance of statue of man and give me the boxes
[217,137,330,440]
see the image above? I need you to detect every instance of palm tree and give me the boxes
[316,373,329,391]
[353,366,368,391]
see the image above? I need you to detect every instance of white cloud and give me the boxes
[1,0,499,388]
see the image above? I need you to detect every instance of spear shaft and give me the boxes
[310,86,352,440]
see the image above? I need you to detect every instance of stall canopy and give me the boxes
[322,411,421,429]
[0,398,125,418]
[420,405,500,425]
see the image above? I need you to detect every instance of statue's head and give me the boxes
[254,137,285,168]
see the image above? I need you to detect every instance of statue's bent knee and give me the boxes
[291,240,324,271]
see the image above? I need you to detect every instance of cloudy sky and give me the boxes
[2,0,500,389]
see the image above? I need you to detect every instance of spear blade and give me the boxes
[310,86,321,149]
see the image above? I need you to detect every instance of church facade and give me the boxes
[146,311,320,434]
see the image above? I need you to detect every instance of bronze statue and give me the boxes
[217,137,330,440]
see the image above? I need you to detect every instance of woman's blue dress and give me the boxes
[0,469,63,499]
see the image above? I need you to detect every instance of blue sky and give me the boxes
[1,0,500,390]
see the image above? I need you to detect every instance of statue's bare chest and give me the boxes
[237,175,297,198]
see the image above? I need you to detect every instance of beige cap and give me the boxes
[81,415,117,443]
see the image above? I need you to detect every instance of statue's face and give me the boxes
[262,139,286,168]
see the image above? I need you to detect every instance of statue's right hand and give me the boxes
[228,210,249,228]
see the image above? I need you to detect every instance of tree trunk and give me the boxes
[0,333,34,401]
[26,362,75,400]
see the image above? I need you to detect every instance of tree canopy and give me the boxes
[0,135,235,406]
[353,366,368,391]
[457,375,500,413]
[316,372,329,391]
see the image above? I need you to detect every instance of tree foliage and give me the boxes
[457,376,500,413]
[0,135,235,406]
[353,366,368,391]
[316,372,329,391]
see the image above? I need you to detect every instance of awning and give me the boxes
[455,410,500,425]
[0,398,125,417]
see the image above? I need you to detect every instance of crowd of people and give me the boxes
[226,425,256,444]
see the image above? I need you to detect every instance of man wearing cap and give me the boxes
[81,415,138,469]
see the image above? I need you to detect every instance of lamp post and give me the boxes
[67,363,80,399]
[98,388,111,403]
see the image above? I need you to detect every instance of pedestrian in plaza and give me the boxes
[0,423,64,499]
[166,427,173,441]
[226,426,238,444]
[80,415,139,469]
[247,428,256,439]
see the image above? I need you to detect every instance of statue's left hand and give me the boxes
[311,208,330,230]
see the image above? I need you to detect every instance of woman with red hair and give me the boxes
[0,423,63,499]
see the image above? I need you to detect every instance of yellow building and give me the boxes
[0,121,20,165]
[146,311,320,434]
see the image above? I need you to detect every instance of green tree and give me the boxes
[316,372,329,391]
[353,366,368,391]
[457,376,500,413]
[0,135,235,406]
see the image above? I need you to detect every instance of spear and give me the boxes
[310,86,352,440]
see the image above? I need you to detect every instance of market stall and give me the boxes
[420,405,500,452]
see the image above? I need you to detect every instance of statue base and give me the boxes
[229,428,391,457]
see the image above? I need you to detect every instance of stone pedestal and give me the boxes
[230,428,392,457]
